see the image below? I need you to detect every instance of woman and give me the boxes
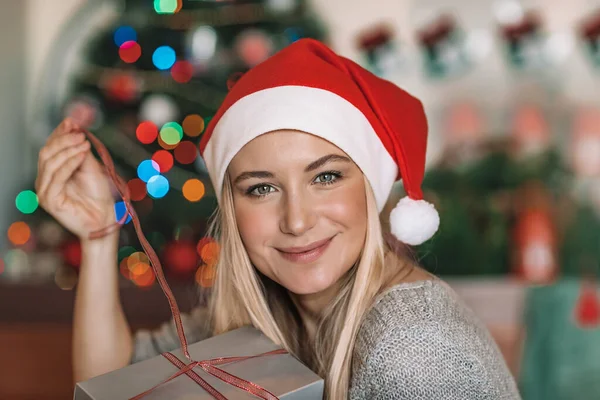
[36,39,520,399]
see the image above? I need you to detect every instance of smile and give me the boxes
[276,236,334,264]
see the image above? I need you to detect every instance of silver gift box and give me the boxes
[74,326,324,399]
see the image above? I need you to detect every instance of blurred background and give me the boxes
[1,0,600,398]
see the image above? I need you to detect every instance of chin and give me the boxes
[278,269,338,296]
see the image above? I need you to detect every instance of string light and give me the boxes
[15,190,38,214]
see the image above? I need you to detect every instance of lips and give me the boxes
[276,236,335,264]
[277,237,334,254]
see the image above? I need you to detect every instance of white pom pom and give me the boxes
[389,196,440,246]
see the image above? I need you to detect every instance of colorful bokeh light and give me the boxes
[119,41,142,63]
[183,179,205,202]
[152,150,174,173]
[152,46,176,70]
[8,222,31,246]
[127,178,147,201]
[136,121,159,144]
[200,241,220,266]
[147,175,170,198]
[182,114,205,137]
[174,141,197,164]
[154,0,182,14]
[158,134,178,150]
[171,60,193,83]
[196,264,216,288]
[137,159,160,182]
[15,190,38,214]
[160,121,183,145]
[114,201,132,224]
[114,26,137,47]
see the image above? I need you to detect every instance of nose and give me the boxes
[279,191,316,236]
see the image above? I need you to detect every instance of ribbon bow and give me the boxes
[81,128,285,399]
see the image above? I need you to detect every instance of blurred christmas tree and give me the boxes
[2,0,326,286]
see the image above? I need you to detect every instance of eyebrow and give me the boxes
[233,154,352,185]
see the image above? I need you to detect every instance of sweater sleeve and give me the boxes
[130,307,212,364]
[349,280,522,400]
[352,322,520,400]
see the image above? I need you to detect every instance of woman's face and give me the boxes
[227,130,368,295]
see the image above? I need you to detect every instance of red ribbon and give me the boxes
[80,128,286,399]
[130,349,288,400]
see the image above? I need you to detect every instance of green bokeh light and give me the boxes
[160,122,184,145]
[154,0,179,14]
[15,190,38,214]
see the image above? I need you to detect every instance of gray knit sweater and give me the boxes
[131,279,521,399]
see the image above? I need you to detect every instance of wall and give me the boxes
[0,1,27,250]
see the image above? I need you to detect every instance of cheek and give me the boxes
[321,181,368,231]
[234,199,277,258]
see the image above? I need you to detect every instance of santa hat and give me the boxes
[199,38,439,246]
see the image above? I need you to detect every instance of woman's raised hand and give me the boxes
[35,118,115,241]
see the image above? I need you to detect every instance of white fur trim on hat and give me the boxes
[204,85,398,211]
[389,196,440,245]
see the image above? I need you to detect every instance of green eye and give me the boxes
[315,172,340,184]
[250,185,273,196]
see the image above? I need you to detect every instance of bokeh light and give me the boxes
[152,46,177,70]
[119,41,142,64]
[174,141,198,164]
[113,26,137,47]
[136,121,158,144]
[103,73,139,103]
[152,150,174,173]
[127,178,147,201]
[183,179,205,202]
[127,251,149,270]
[137,159,160,182]
[114,201,132,224]
[133,268,156,288]
[182,114,205,137]
[147,175,170,198]
[120,256,132,279]
[15,190,38,214]
[158,134,178,150]
[196,264,216,288]
[154,0,182,14]
[8,222,31,246]
[171,60,194,83]
[160,121,183,145]
[200,240,220,266]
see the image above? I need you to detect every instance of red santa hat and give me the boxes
[199,38,439,246]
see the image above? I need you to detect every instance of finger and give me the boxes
[38,131,87,169]
[36,140,90,198]
[43,150,90,211]
[43,118,81,150]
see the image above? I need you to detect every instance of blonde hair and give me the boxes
[206,173,413,399]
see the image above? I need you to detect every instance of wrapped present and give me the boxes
[74,326,323,399]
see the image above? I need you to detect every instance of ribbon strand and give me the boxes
[81,128,287,399]
[82,128,191,360]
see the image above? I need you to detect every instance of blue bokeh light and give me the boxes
[152,46,177,70]
[147,175,170,198]
[137,160,160,182]
[114,26,137,47]
[114,201,132,224]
